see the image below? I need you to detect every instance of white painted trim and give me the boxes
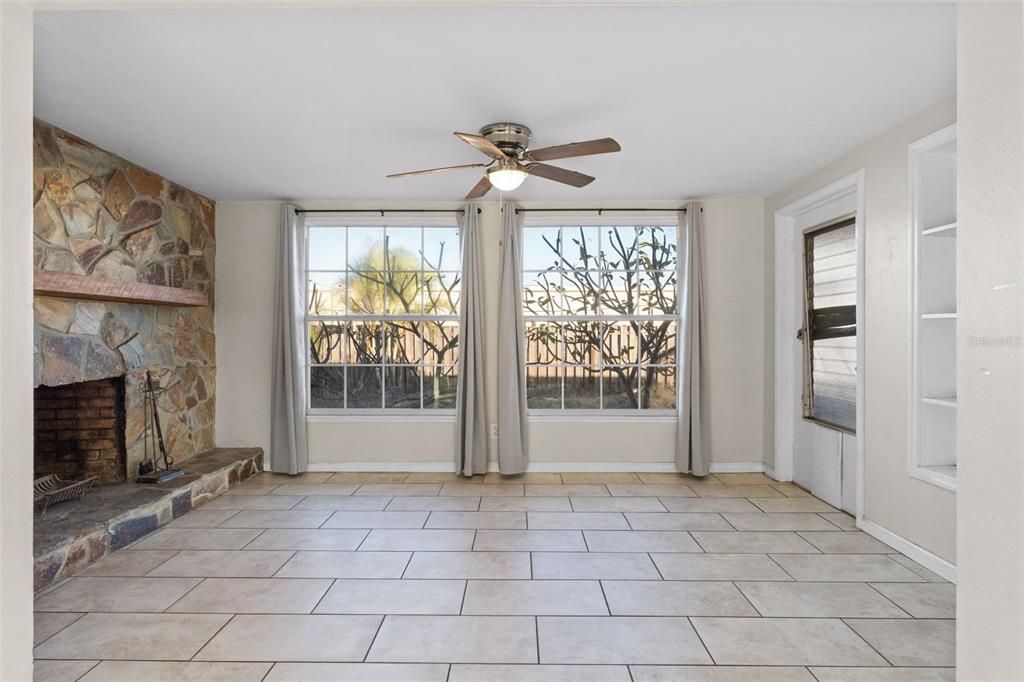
[307,461,767,474]
[858,517,957,583]
[773,169,866,522]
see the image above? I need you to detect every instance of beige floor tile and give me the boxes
[224,483,281,496]
[486,472,564,484]
[844,619,955,667]
[722,513,840,531]
[607,485,696,498]
[631,666,814,681]
[870,582,956,618]
[560,473,642,484]
[570,497,667,512]
[276,551,411,578]
[147,550,294,577]
[691,617,887,666]
[462,580,608,615]
[368,615,536,663]
[34,613,230,660]
[889,555,951,582]
[270,484,360,496]
[481,497,572,512]
[532,552,662,580]
[167,510,240,528]
[603,581,757,616]
[33,612,84,646]
[329,472,410,483]
[266,663,449,681]
[636,473,712,485]
[474,530,587,552]
[406,472,480,483]
[712,473,776,485]
[168,578,332,613]
[660,497,762,513]
[77,550,179,576]
[34,577,201,612]
[220,510,332,528]
[387,496,481,511]
[293,496,393,511]
[132,528,262,551]
[625,512,731,531]
[443,483,524,497]
[751,498,837,513]
[33,660,99,682]
[244,529,368,551]
[315,579,465,614]
[651,553,792,581]
[691,484,783,498]
[539,616,711,664]
[195,614,382,662]
[770,554,923,582]
[526,484,609,497]
[451,664,630,681]
[80,661,272,681]
[403,552,531,579]
[360,529,475,551]
[798,531,897,554]
[356,484,442,496]
[809,667,954,681]
[771,484,815,498]
[819,512,858,531]
[201,495,305,511]
[737,581,909,617]
[528,512,629,530]
[583,530,702,553]
[691,531,819,554]
[426,511,526,529]
[253,472,335,484]
[323,511,428,528]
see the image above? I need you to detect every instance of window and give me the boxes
[306,221,460,411]
[802,217,857,431]
[522,220,679,412]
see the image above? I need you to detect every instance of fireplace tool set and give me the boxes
[136,370,184,484]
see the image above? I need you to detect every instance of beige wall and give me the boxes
[0,2,35,678]
[956,2,1024,678]
[764,97,958,564]
[215,198,766,470]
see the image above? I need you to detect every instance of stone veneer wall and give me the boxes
[33,120,216,477]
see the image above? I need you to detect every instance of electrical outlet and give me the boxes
[490,424,499,439]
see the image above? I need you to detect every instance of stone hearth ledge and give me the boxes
[34,447,262,592]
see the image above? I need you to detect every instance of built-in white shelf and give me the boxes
[909,123,957,491]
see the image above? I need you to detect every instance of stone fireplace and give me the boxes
[34,377,127,483]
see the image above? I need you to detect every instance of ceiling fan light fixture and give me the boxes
[488,163,527,192]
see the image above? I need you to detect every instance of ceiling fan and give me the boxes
[386,122,621,199]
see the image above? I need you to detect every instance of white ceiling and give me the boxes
[34,4,954,201]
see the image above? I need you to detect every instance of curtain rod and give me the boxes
[295,208,480,215]
[514,207,691,215]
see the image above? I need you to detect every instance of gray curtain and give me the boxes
[676,202,710,476]
[455,204,489,476]
[496,201,529,474]
[270,204,308,474]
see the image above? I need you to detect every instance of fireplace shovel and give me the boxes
[136,370,184,484]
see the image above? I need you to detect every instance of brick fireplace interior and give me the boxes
[34,377,127,484]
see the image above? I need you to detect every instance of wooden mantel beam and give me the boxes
[33,270,208,307]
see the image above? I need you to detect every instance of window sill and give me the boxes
[528,411,677,424]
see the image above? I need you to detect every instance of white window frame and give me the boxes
[304,214,460,416]
[521,212,681,417]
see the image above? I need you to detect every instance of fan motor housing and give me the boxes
[479,122,532,157]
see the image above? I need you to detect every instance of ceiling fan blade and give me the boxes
[526,137,621,162]
[454,132,507,160]
[387,162,488,179]
[465,175,492,200]
[527,163,595,188]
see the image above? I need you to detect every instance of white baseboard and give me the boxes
[307,461,767,474]
[858,517,957,583]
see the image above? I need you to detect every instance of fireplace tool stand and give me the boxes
[136,370,184,484]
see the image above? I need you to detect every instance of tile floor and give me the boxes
[33,472,955,682]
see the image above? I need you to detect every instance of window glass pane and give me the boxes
[564,367,600,408]
[384,322,421,365]
[347,272,384,314]
[527,365,562,409]
[309,322,346,364]
[602,367,639,409]
[384,365,421,408]
[423,272,460,315]
[346,321,383,364]
[423,365,458,409]
[602,322,640,366]
[526,321,561,365]
[522,226,561,270]
[308,227,346,271]
[346,366,382,408]
[642,366,676,410]
[385,227,421,271]
[640,320,677,365]
[602,226,640,270]
[561,269,602,315]
[420,321,459,366]
[809,223,856,308]
[600,271,640,315]
[384,272,421,314]
[639,225,677,271]
[639,270,677,315]
[810,336,857,430]
[523,271,563,315]
[564,321,601,366]
[308,273,346,316]
[310,366,345,409]
[562,226,600,269]
[347,227,384,270]
[423,227,461,271]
